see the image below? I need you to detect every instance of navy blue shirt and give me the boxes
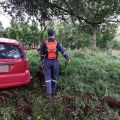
[40,38,69,61]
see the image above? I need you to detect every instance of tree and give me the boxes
[96,23,117,48]
[55,21,89,49]
[3,19,40,48]
[0,21,4,37]
[55,21,117,49]
[1,0,120,48]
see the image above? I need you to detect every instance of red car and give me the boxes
[0,38,31,88]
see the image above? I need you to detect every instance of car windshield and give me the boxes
[0,44,24,59]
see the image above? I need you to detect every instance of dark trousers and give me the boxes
[43,58,59,96]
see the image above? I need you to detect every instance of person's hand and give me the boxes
[41,60,44,68]
[41,64,44,69]
[67,59,71,64]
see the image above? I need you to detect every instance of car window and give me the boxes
[0,44,24,59]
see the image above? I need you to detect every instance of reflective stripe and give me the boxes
[41,55,45,56]
[52,80,57,83]
[63,52,66,55]
[45,80,51,83]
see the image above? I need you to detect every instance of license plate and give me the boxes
[0,65,9,72]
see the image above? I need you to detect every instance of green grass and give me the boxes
[0,49,120,120]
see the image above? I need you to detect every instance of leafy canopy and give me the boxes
[1,0,120,26]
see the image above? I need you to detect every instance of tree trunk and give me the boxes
[40,25,47,41]
[89,28,97,49]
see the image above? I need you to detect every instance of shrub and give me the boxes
[107,37,120,50]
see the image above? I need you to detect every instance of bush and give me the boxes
[26,50,40,77]
[107,36,120,49]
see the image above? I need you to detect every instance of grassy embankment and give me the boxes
[0,49,120,120]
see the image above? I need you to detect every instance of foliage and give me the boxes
[2,18,117,49]
[55,22,89,49]
[26,50,40,77]
[107,36,120,49]
[3,19,40,48]
[54,22,117,49]
[1,0,120,26]
[1,0,120,48]
[96,23,117,48]
[0,21,4,37]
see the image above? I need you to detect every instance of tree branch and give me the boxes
[48,1,102,26]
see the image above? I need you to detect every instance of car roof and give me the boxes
[0,38,20,44]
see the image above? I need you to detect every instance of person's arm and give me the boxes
[57,42,71,63]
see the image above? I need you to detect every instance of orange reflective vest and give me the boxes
[45,40,58,59]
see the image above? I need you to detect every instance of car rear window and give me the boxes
[0,44,24,59]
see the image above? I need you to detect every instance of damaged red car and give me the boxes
[0,38,31,88]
